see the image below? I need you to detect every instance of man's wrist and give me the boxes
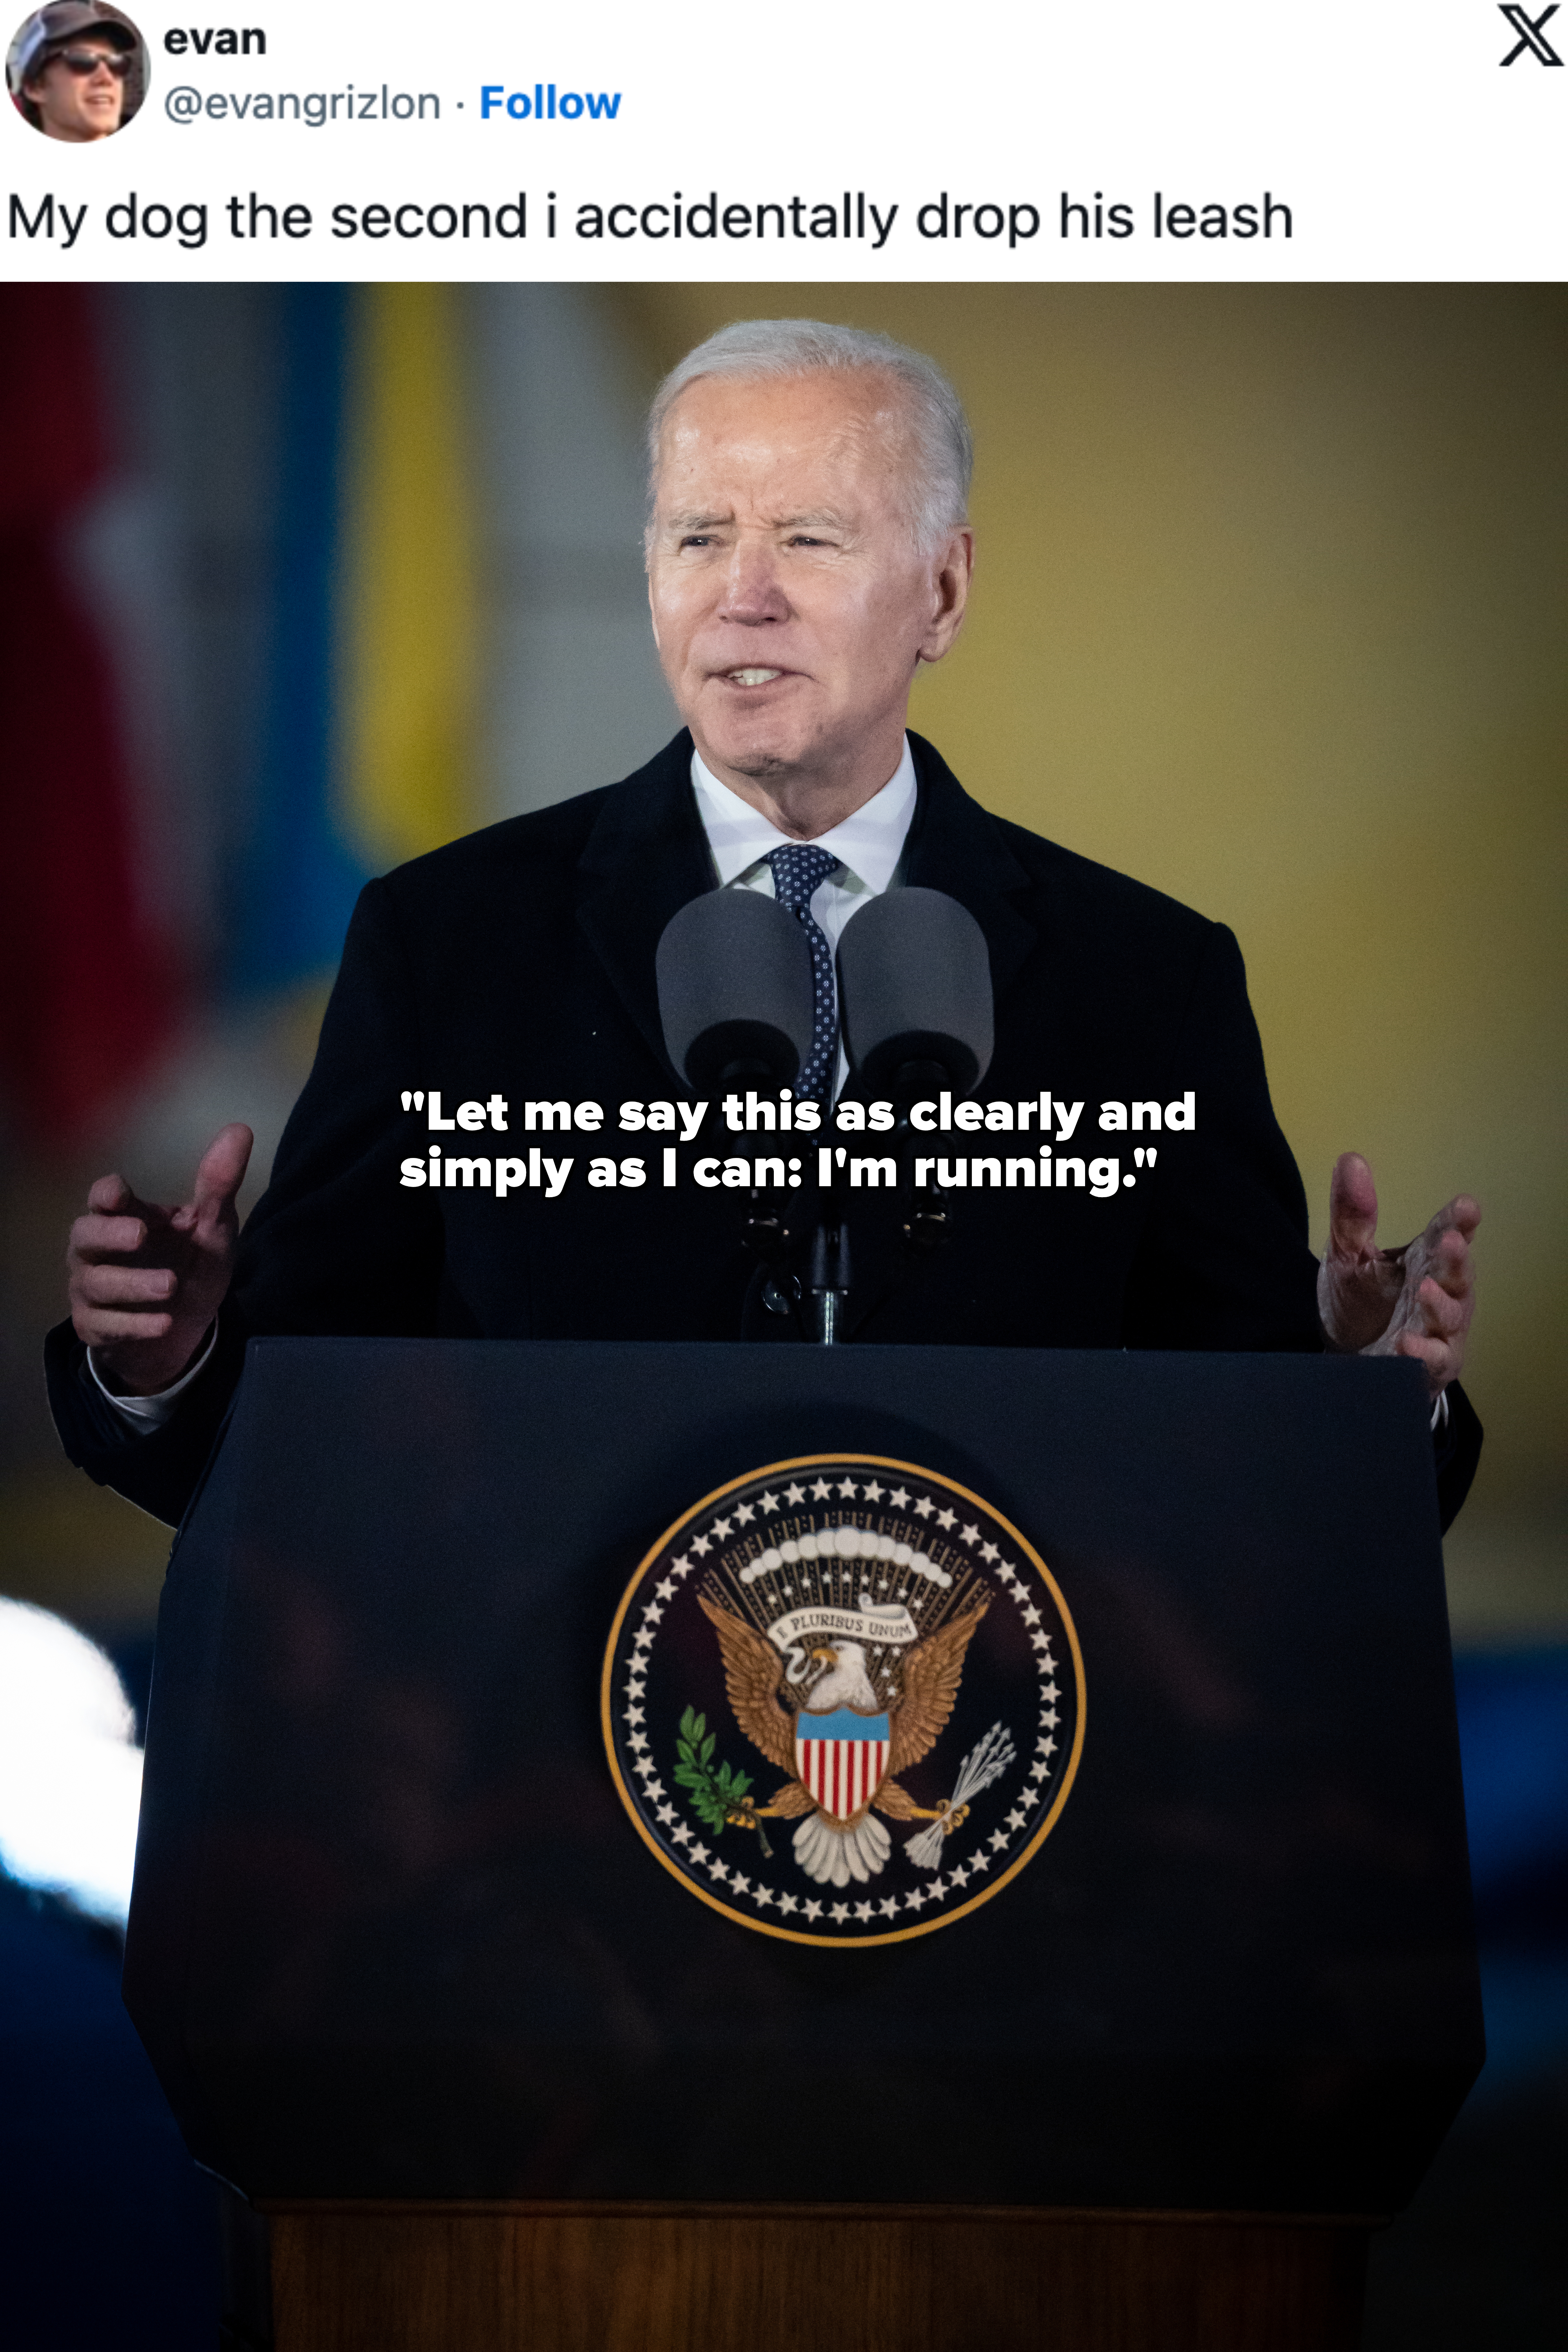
[88,1320,220,1431]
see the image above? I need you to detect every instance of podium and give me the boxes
[125,1339,1482,2350]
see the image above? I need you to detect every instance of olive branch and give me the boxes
[674,1707,773,1857]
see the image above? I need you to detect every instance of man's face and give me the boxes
[646,369,970,797]
[27,38,126,140]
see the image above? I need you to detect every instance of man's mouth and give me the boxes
[722,668,786,687]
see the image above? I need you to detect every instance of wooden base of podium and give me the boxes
[255,2202,1372,2352]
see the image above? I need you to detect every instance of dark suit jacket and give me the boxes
[46,730,1481,1528]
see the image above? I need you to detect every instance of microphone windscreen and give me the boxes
[656,890,817,1090]
[837,887,994,1094]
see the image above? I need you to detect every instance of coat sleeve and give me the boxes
[223,874,445,1345]
[1121,922,1323,1356]
[1120,920,1481,1532]
[1433,1381,1484,1535]
[43,1312,247,1530]
[43,876,446,1527]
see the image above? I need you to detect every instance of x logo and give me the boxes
[1499,3,1563,63]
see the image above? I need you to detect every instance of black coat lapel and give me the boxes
[575,730,715,1083]
[902,733,1039,1010]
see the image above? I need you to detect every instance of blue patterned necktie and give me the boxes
[766,843,841,1102]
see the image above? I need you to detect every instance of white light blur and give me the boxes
[0,1599,144,1927]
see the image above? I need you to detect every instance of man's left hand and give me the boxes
[1318,1151,1480,1398]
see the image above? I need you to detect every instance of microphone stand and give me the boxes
[891,1058,953,1255]
[801,1057,955,1344]
[721,1056,801,1272]
[726,1057,843,1339]
[806,1221,852,1345]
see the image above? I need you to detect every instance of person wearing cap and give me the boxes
[11,3,137,140]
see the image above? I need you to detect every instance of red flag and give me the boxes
[0,284,178,1147]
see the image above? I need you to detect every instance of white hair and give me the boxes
[646,317,973,554]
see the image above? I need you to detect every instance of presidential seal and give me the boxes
[601,1454,1084,1947]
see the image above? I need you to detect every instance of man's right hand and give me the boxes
[67,1123,254,1398]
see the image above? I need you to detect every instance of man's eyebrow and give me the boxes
[658,506,860,529]
[774,510,852,532]
[659,507,856,535]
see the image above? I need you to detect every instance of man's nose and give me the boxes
[716,545,789,625]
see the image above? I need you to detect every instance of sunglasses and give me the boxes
[52,46,133,76]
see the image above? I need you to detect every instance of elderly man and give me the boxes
[49,319,1481,1526]
[11,4,136,141]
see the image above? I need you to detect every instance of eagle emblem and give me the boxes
[698,1591,989,1888]
[602,1455,1084,1947]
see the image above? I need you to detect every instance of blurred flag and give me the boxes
[232,283,480,997]
[0,284,179,1146]
[230,283,364,995]
[341,282,479,871]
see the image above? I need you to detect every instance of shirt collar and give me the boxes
[690,738,918,892]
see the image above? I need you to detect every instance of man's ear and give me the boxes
[916,527,974,665]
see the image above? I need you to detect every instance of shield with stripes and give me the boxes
[794,1706,891,1823]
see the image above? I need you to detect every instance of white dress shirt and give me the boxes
[690,736,916,942]
[690,736,916,1097]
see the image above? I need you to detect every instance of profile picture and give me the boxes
[7,2,144,139]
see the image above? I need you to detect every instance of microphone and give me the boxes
[656,890,816,1091]
[835,888,994,1100]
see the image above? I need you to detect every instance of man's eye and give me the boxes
[679,534,714,550]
